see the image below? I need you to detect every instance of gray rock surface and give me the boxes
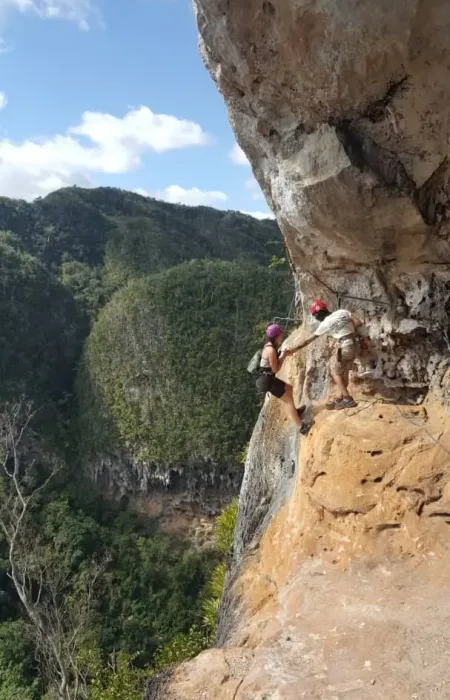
[194,0,450,394]
[91,451,242,538]
[217,397,299,644]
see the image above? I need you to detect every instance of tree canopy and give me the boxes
[0,186,284,422]
[0,236,85,404]
[77,259,291,466]
[0,187,282,280]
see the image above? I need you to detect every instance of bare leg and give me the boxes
[280,384,303,428]
[329,370,351,400]
[342,367,351,394]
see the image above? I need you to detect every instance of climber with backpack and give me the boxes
[248,323,306,429]
[292,300,369,410]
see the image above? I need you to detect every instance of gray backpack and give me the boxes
[247,349,262,374]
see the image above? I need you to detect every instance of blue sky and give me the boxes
[0,0,272,218]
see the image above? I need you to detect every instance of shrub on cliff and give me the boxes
[202,498,238,634]
[216,498,239,553]
[77,259,291,465]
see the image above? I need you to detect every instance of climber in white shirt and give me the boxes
[293,300,369,410]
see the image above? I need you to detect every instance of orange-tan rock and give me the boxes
[147,383,450,699]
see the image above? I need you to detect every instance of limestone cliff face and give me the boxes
[194,0,450,398]
[145,1,450,697]
[91,453,241,541]
[147,365,450,698]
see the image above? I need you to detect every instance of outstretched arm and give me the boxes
[283,334,318,357]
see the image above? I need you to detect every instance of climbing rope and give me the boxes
[272,316,296,326]
[271,265,390,332]
[390,402,450,459]
[296,262,391,309]
[270,253,450,458]
[286,293,296,327]
[345,398,382,417]
[272,287,298,330]
[372,398,450,459]
[344,397,450,458]
[271,260,450,379]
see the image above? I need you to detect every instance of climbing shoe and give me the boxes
[335,397,357,410]
[326,397,357,410]
[326,398,343,410]
[299,421,312,436]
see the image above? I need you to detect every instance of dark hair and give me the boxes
[313,309,331,323]
[262,337,278,349]
[261,334,281,357]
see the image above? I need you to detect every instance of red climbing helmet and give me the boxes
[266,323,284,339]
[309,299,328,315]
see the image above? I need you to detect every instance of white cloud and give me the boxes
[229,142,249,166]
[153,185,228,207]
[134,188,151,198]
[241,210,276,220]
[70,107,209,159]
[245,175,264,201]
[0,106,211,200]
[0,91,7,109]
[0,0,95,29]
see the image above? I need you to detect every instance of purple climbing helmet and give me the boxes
[266,323,284,339]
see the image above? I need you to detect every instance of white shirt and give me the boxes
[314,309,355,340]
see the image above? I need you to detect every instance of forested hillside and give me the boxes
[0,186,290,466]
[78,260,290,467]
[0,186,280,276]
[0,233,86,404]
[0,187,291,698]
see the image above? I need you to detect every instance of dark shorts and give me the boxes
[255,372,286,399]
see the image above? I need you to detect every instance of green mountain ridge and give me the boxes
[0,186,281,275]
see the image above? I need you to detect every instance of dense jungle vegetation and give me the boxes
[0,187,290,698]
